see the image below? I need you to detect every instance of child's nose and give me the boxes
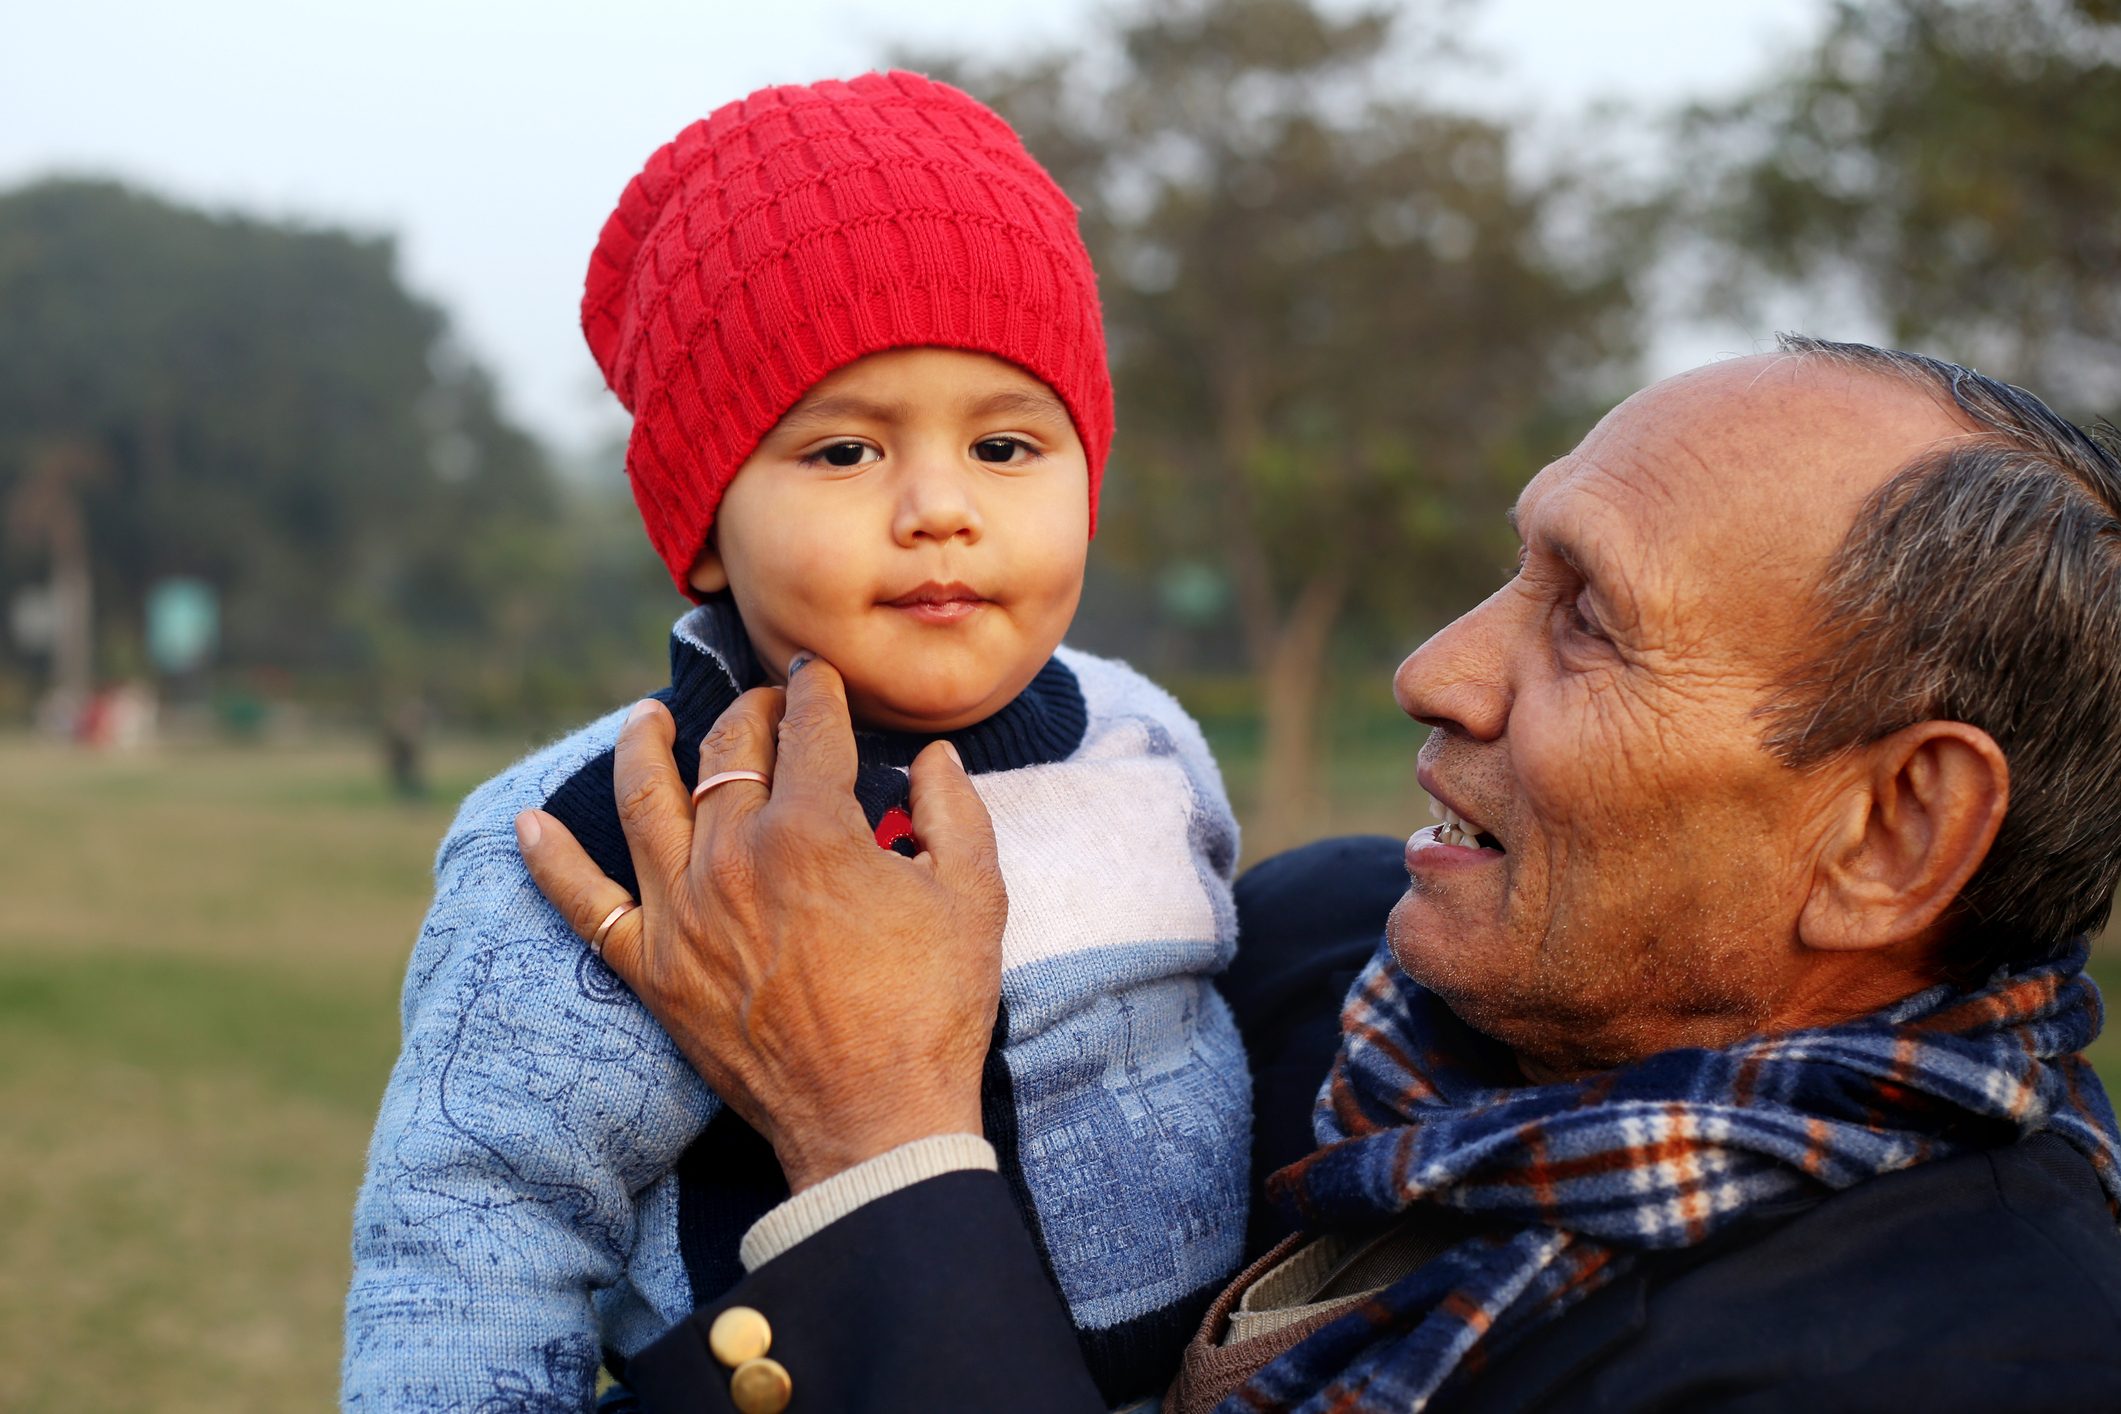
[891,457,983,547]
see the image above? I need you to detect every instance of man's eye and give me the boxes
[1567,592,1606,641]
[811,441,876,468]
[973,437,1031,464]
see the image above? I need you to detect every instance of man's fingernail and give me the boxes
[943,742,963,769]
[627,699,657,724]
[787,652,814,677]
[515,810,543,849]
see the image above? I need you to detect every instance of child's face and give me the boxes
[690,348,1091,732]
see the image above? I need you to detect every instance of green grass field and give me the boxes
[1,733,2115,1409]
[0,736,516,1412]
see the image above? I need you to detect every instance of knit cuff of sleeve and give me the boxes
[737,1133,999,1272]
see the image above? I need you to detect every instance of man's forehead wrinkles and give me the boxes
[1512,453,1684,638]
[1567,425,1817,663]
[1552,481,1649,592]
[1517,461,1663,595]
[1656,430,1722,493]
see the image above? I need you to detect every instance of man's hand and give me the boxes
[515,658,1007,1193]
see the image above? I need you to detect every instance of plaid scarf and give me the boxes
[1232,939,2121,1414]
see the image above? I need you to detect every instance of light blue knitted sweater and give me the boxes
[344,605,1250,1410]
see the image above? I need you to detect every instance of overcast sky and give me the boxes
[2,0,1828,464]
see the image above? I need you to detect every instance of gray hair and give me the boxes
[1763,334,2121,981]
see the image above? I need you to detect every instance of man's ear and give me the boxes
[1798,721,2009,953]
[687,534,729,597]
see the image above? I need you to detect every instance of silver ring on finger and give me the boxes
[590,900,638,958]
[690,769,770,808]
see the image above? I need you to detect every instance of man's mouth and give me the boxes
[1428,798,1504,852]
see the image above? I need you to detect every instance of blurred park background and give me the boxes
[4,0,2121,1406]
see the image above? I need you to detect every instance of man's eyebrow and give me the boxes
[1548,533,1596,585]
[1508,503,1605,591]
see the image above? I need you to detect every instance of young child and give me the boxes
[343,73,1249,1411]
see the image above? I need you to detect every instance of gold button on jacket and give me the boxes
[708,1307,773,1368]
[729,1356,793,1414]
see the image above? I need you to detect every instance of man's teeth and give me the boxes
[1428,800,1490,850]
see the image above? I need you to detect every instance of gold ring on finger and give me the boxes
[691,769,770,808]
[590,900,638,958]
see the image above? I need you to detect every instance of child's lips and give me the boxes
[882,582,992,626]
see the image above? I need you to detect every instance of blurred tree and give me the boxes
[4,438,101,715]
[1680,0,2121,410]
[913,0,1639,845]
[0,178,671,730]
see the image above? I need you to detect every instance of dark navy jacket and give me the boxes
[626,837,2121,1413]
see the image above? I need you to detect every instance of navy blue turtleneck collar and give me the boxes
[671,598,1088,775]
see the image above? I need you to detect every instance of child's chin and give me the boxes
[848,680,1001,734]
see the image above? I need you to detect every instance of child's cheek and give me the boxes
[767,547,877,668]
[742,509,840,595]
[1018,536,1088,624]
[772,535,857,612]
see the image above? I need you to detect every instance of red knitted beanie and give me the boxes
[583,71,1114,597]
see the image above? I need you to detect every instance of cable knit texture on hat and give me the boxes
[582,71,1114,595]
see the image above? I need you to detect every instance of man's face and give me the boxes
[693,348,1090,732]
[1389,357,1973,1072]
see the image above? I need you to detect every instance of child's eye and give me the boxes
[972,437,1033,464]
[805,441,878,469]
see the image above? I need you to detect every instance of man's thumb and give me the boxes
[907,740,1001,887]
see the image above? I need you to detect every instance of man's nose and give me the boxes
[891,452,983,547]
[1394,591,1511,741]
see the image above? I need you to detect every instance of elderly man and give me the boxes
[518,339,2121,1412]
